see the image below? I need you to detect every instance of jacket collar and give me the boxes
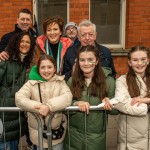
[14,24,37,38]
[29,74,65,85]
[36,35,72,58]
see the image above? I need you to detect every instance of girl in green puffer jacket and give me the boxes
[64,45,117,150]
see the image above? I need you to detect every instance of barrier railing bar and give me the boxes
[0,106,104,150]
[0,106,104,112]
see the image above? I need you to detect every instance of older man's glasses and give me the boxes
[80,33,95,38]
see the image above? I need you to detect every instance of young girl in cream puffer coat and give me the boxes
[15,54,72,150]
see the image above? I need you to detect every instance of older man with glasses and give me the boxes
[63,19,116,81]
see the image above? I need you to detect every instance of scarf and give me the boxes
[45,39,62,73]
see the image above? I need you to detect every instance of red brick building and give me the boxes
[0,0,150,77]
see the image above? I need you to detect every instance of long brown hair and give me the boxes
[6,32,35,68]
[127,45,150,97]
[71,45,107,100]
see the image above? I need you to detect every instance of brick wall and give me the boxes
[0,0,32,38]
[1,0,150,48]
[0,0,150,77]
[126,0,150,48]
[113,56,128,78]
[69,0,89,24]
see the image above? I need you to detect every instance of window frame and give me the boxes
[32,0,69,34]
[33,0,126,49]
[89,0,126,49]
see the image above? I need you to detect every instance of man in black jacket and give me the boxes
[63,19,116,81]
[0,8,37,60]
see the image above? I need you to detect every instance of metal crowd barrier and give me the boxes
[0,106,117,150]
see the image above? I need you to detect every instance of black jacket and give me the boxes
[0,24,37,52]
[63,42,116,81]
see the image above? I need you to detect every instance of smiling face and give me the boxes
[39,59,56,81]
[128,50,149,77]
[19,35,31,54]
[46,23,62,44]
[78,25,96,46]
[79,51,98,78]
[17,12,32,32]
[66,25,77,40]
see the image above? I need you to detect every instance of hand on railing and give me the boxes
[102,97,113,110]
[74,101,90,114]
[97,97,118,109]
[34,104,50,116]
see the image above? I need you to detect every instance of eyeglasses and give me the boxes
[67,26,77,31]
[80,33,95,38]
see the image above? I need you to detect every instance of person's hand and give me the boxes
[131,97,150,106]
[102,97,113,110]
[74,101,90,114]
[34,104,50,116]
[0,51,9,61]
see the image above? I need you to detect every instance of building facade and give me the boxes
[0,0,150,77]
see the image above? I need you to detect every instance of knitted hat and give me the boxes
[65,22,77,33]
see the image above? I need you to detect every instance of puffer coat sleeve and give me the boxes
[0,61,6,82]
[114,75,148,116]
[44,80,72,112]
[15,79,72,112]
[15,80,42,113]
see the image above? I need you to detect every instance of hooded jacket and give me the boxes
[15,66,72,147]
[64,67,117,150]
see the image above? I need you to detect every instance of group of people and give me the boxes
[0,7,150,150]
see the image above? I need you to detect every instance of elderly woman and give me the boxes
[35,16,72,74]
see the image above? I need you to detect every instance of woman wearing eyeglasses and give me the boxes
[35,16,72,74]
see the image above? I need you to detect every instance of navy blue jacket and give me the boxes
[0,24,37,52]
[63,42,116,81]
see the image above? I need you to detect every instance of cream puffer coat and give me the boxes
[114,75,149,150]
[15,74,72,148]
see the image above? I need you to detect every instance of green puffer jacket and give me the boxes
[0,60,28,141]
[64,67,118,150]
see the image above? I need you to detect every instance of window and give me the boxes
[33,0,67,34]
[90,0,126,48]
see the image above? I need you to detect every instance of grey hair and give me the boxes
[78,19,96,34]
